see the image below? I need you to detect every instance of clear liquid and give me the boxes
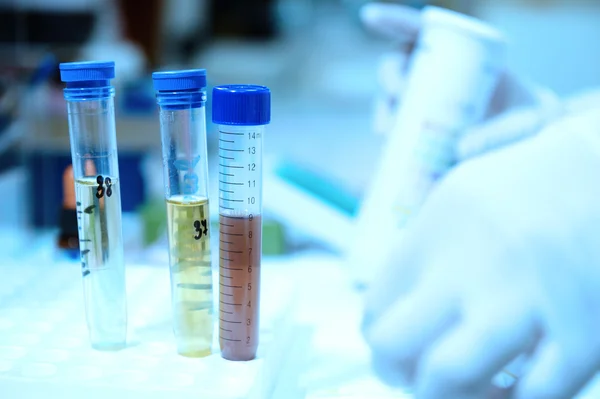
[166,195,213,357]
[75,177,127,350]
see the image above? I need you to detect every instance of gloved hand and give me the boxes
[362,107,600,398]
[362,2,560,158]
[458,87,600,160]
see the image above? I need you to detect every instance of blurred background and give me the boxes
[1,0,600,258]
[2,0,600,397]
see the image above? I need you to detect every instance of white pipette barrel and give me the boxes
[350,6,507,287]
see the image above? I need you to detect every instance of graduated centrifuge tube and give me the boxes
[213,85,271,361]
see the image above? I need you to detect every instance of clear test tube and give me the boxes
[59,61,127,350]
[152,69,213,357]
[213,85,271,361]
[350,6,507,286]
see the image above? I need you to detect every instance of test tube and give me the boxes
[152,69,213,357]
[350,6,507,286]
[213,85,271,361]
[59,61,127,350]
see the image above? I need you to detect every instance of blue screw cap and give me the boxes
[59,61,115,83]
[152,69,207,92]
[212,85,271,126]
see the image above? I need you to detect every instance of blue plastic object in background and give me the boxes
[275,161,359,217]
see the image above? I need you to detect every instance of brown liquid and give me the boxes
[219,214,261,361]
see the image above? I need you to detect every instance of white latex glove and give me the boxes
[363,107,600,398]
[458,87,600,160]
[363,2,560,156]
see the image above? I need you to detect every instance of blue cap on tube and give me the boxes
[152,69,207,110]
[59,61,115,88]
[212,85,271,126]
[152,69,207,92]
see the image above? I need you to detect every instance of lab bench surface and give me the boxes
[0,259,304,399]
[3,252,600,399]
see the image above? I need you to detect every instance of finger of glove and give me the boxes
[485,71,558,118]
[563,87,600,114]
[366,276,458,387]
[416,301,537,399]
[372,52,411,137]
[457,106,550,161]
[362,229,424,335]
[360,2,421,42]
[377,51,409,97]
[513,339,600,399]
[514,276,600,399]
[372,96,398,136]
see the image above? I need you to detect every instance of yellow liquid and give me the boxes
[166,195,213,357]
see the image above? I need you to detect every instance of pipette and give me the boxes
[350,6,507,287]
[213,85,271,361]
[60,61,127,350]
[153,69,213,357]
